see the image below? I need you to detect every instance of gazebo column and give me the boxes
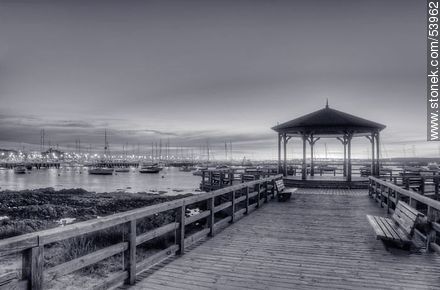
[283,133,287,176]
[301,134,307,180]
[375,132,380,177]
[366,133,375,176]
[337,136,348,177]
[346,133,353,182]
[277,133,281,174]
[343,142,347,177]
[365,134,375,176]
[307,135,320,177]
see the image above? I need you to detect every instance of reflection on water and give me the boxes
[0,167,201,194]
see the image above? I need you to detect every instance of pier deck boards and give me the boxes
[284,176,369,189]
[127,189,439,290]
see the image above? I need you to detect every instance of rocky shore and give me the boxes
[0,187,192,239]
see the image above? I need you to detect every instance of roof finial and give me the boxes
[325,98,329,108]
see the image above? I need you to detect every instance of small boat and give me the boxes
[14,166,26,174]
[89,130,114,175]
[179,166,194,172]
[139,163,162,174]
[115,167,130,173]
[427,162,440,171]
[89,167,114,175]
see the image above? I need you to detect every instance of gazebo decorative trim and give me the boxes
[272,102,386,181]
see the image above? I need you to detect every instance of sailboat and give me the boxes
[115,143,130,172]
[89,130,114,175]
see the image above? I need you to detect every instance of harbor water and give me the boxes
[0,166,201,194]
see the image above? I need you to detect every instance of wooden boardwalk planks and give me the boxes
[126,189,440,290]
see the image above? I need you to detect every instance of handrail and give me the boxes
[0,174,282,289]
[369,176,440,211]
[368,176,440,254]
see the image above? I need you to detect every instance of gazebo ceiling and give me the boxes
[272,103,386,136]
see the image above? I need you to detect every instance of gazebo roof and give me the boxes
[272,103,386,136]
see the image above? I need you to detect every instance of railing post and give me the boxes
[245,187,250,214]
[201,171,206,191]
[126,220,137,285]
[230,190,236,223]
[404,177,409,190]
[256,183,261,208]
[22,245,44,290]
[208,197,215,237]
[380,184,384,208]
[435,177,439,200]
[386,189,390,214]
[271,180,275,198]
[409,197,417,208]
[368,178,372,197]
[264,181,268,203]
[176,203,186,255]
[426,206,436,251]
[375,181,380,202]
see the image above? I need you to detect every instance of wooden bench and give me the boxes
[275,179,297,202]
[366,201,424,247]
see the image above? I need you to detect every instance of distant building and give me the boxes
[42,148,64,158]
[0,149,19,159]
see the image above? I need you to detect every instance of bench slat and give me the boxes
[395,203,418,221]
[392,211,414,235]
[399,202,423,218]
[383,218,410,242]
[366,215,386,239]
[377,217,400,241]
[0,272,18,286]
[393,225,411,243]
[391,201,424,235]
[374,216,396,240]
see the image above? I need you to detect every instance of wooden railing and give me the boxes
[369,176,440,254]
[390,175,440,199]
[0,175,282,290]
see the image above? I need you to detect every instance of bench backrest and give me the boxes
[391,201,423,235]
[275,179,285,192]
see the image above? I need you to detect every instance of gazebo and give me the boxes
[272,102,386,182]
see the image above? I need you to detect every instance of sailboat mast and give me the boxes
[225,141,227,161]
[207,140,210,162]
[104,129,108,156]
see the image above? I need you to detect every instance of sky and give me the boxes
[0,0,437,160]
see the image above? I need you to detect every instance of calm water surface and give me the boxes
[0,166,201,195]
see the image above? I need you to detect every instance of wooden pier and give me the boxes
[0,176,439,289]
[126,188,440,290]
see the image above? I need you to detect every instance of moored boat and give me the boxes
[14,166,26,174]
[89,167,114,175]
[89,129,114,175]
[115,167,130,173]
[139,163,162,173]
